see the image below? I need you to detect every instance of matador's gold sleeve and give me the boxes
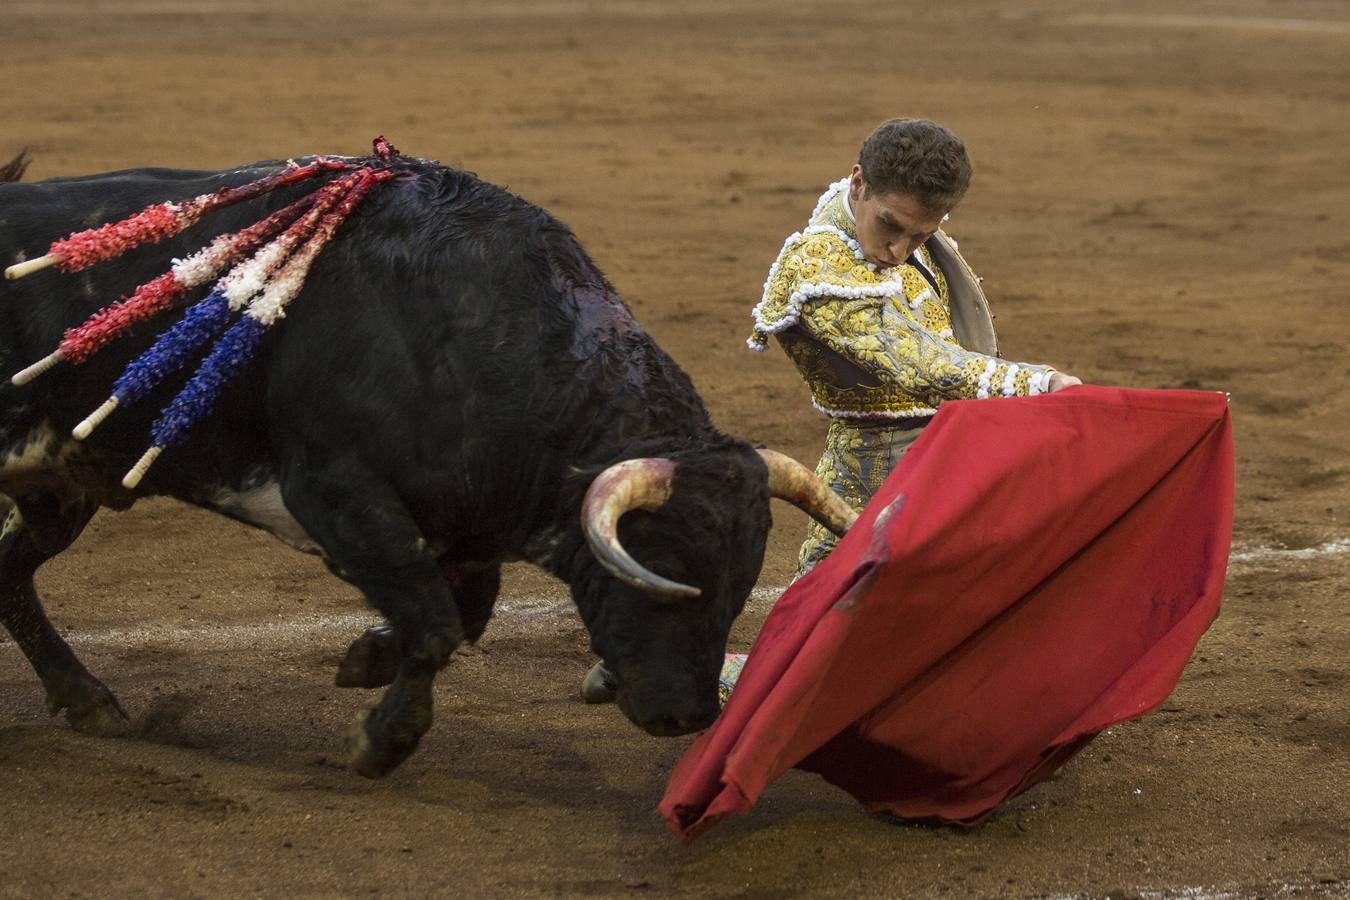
[749,232,885,350]
[800,294,1056,400]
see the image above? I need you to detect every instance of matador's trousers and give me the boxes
[718,415,935,703]
[796,415,933,578]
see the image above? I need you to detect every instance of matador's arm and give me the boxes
[798,294,1055,399]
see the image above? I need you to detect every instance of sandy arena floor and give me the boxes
[1,1,1348,896]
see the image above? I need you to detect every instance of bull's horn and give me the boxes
[581,458,701,598]
[757,448,857,537]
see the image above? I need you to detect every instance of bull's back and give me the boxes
[0,156,711,529]
[257,168,714,538]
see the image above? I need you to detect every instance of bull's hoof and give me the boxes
[347,705,420,779]
[50,681,131,737]
[580,661,618,705]
[336,626,399,688]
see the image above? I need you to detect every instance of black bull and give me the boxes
[0,153,851,776]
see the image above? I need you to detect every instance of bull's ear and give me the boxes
[0,149,30,183]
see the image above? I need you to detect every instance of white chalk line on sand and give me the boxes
[1228,539,1350,565]
[0,543,1345,653]
[0,585,790,653]
[1066,13,1350,36]
[9,1,755,19]
[1049,878,1344,900]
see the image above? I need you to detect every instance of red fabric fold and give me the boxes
[660,386,1233,840]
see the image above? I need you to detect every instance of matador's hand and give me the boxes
[1048,372,1083,392]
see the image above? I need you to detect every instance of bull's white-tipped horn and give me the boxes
[73,396,119,440]
[581,457,701,598]
[5,255,58,280]
[757,448,857,537]
[11,349,64,386]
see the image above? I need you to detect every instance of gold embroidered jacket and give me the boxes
[748,179,1055,418]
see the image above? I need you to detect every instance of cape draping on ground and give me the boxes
[659,386,1234,841]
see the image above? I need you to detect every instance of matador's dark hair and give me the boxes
[858,119,972,211]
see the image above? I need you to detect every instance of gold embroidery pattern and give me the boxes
[796,418,928,576]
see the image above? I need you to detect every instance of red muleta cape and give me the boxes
[660,386,1233,840]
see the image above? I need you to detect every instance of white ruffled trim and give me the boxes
[801,224,877,271]
[1001,364,1021,396]
[1029,369,1053,395]
[748,216,899,339]
[976,359,998,399]
[812,397,938,419]
[808,178,851,224]
[907,286,934,311]
[750,229,803,329]
[750,278,909,339]
[748,180,860,341]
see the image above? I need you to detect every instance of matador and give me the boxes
[749,119,1080,577]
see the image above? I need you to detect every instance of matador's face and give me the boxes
[846,164,948,270]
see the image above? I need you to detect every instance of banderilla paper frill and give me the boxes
[6,137,407,489]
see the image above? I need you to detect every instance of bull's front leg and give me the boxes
[347,595,458,778]
[281,474,463,778]
[336,562,500,688]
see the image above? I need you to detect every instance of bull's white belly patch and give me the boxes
[209,480,323,555]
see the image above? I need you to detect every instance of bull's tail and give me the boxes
[1,149,30,183]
